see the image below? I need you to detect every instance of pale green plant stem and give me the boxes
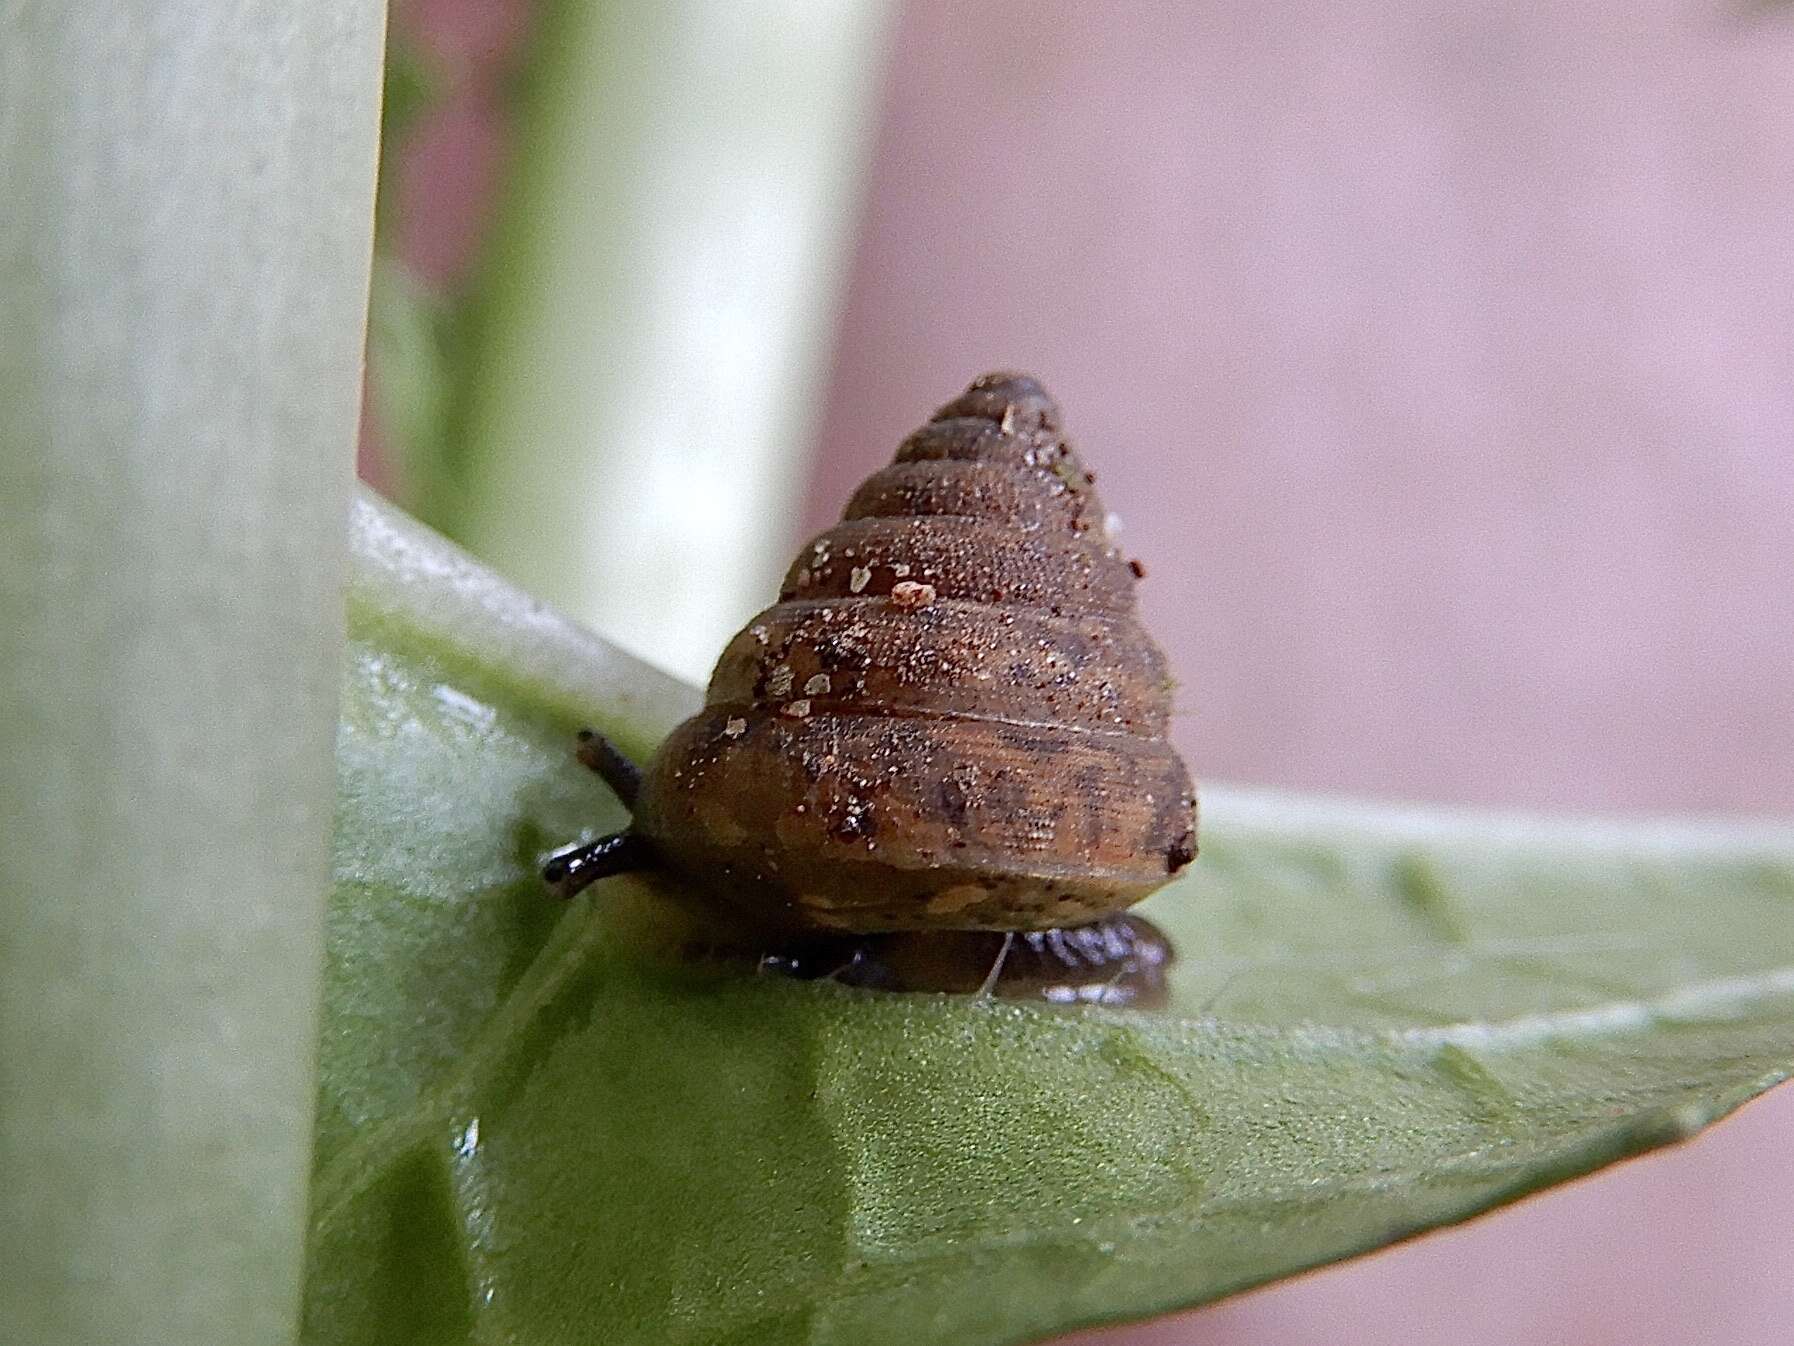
[0,7,383,1344]
[436,0,894,684]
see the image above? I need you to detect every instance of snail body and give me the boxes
[760,914,1177,1008]
[547,372,1197,938]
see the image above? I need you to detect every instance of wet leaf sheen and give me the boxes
[306,491,1794,1346]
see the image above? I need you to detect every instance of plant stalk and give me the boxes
[0,6,384,1344]
[433,0,894,683]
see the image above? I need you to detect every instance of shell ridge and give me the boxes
[633,371,1199,934]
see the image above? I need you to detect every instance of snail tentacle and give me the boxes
[543,831,655,898]
[575,728,643,808]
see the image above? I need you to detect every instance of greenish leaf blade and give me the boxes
[308,490,1794,1346]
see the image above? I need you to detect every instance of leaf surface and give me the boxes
[306,491,1794,1346]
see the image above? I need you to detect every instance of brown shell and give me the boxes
[633,372,1198,933]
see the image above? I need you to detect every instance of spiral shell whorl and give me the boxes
[634,373,1198,933]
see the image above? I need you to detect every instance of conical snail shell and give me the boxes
[632,372,1197,933]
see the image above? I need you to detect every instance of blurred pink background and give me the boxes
[812,0,1794,820]
[380,1,1794,1341]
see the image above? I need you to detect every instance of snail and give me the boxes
[545,372,1197,999]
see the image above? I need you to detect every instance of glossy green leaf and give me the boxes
[307,491,1794,1346]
